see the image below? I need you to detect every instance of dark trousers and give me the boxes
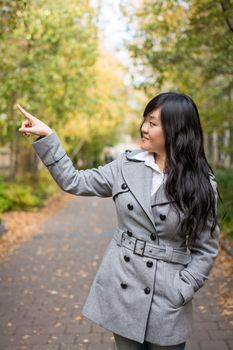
[113,333,186,350]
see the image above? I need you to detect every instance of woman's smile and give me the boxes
[141,135,150,142]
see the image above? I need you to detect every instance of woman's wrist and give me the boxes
[43,128,53,137]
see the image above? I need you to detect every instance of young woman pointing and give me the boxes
[17,92,220,350]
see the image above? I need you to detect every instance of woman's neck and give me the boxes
[154,153,166,172]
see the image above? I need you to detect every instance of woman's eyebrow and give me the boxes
[149,115,159,121]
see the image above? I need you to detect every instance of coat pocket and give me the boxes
[168,269,196,308]
[166,269,185,309]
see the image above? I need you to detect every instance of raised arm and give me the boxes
[32,131,121,197]
[17,103,121,197]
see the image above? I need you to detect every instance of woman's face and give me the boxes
[140,108,165,155]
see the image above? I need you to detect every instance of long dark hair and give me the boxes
[140,91,220,239]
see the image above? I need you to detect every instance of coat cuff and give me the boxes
[32,130,66,166]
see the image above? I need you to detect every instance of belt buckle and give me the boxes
[133,238,146,257]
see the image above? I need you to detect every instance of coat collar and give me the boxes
[130,150,165,174]
[122,150,175,230]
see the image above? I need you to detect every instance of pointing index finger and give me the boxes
[16,104,33,120]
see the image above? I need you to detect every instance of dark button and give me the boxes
[127,230,133,237]
[144,287,151,294]
[150,233,156,241]
[124,255,130,262]
[120,282,127,289]
[159,214,166,221]
[121,183,128,190]
[146,261,153,268]
[127,204,134,210]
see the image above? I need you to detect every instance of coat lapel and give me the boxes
[121,150,175,230]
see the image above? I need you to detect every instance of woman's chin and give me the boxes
[140,143,147,150]
[140,141,152,151]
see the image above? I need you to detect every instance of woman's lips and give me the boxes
[141,136,149,141]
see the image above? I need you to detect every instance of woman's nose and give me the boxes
[140,120,149,137]
[141,124,149,135]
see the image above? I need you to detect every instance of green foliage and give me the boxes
[0,170,59,212]
[216,169,233,240]
[0,0,27,38]
[0,0,99,143]
[0,0,131,178]
[122,0,233,136]
[0,183,39,211]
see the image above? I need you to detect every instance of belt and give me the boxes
[113,229,191,265]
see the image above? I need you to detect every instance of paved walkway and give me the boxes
[0,195,232,350]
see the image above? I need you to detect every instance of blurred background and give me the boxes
[0,0,232,245]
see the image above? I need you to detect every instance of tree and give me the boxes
[0,0,127,178]
[121,0,233,142]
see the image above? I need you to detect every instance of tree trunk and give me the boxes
[8,91,18,181]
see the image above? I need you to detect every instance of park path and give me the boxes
[0,194,232,350]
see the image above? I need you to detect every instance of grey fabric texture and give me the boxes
[32,130,220,346]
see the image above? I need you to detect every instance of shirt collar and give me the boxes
[131,151,164,174]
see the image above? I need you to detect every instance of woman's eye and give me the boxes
[150,122,156,126]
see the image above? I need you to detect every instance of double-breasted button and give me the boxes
[120,282,127,289]
[144,287,151,294]
[150,233,156,241]
[124,255,130,262]
[159,214,166,221]
[127,204,134,211]
[121,183,128,190]
[127,230,133,237]
[146,261,153,268]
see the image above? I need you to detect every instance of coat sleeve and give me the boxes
[178,175,220,305]
[32,130,122,197]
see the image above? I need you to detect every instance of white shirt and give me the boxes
[131,151,166,197]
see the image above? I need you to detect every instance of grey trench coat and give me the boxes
[32,131,220,346]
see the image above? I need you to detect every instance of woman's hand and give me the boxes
[17,104,53,137]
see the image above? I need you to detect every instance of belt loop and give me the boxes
[115,230,124,247]
[164,246,174,262]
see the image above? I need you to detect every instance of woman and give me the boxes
[17,92,220,350]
